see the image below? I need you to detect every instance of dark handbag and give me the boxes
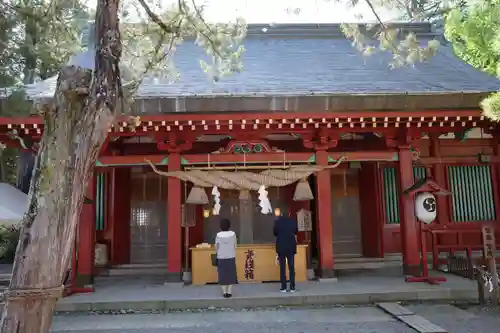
[211,253,218,266]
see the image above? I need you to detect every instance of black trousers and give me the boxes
[277,252,295,290]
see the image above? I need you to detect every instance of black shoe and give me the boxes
[227,293,232,298]
[223,293,229,298]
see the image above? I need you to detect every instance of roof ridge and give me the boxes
[246,22,434,38]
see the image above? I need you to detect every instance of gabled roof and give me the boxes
[2,23,499,102]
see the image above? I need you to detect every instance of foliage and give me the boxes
[337,0,457,68]
[0,226,20,264]
[482,92,500,121]
[444,0,500,120]
[444,0,500,76]
[119,1,246,84]
[0,0,91,186]
[0,0,91,85]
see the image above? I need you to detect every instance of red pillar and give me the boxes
[76,175,96,287]
[430,136,449,225]
[109,168,131,265]
[398,148,420,276]
[315,150,335,278]
[167,152,182,281]
[359,163,384,257]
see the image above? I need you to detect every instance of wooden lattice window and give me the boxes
[448,165,496,222]
[382,166,427,224]
[95,173,106,231]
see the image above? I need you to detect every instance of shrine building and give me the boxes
[1,22,500,289]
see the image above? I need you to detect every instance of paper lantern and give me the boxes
[415,192,437,224]
[239,189,251,200]
[186,186,209,205]
[293,178,314,201]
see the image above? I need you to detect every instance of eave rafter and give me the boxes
[0,112,489,137]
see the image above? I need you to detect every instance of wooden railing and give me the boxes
[426,223,500,280]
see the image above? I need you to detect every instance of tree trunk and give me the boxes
[0,1,122,332]
[0,148,6,182]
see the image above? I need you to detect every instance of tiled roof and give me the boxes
[4,23,500,100]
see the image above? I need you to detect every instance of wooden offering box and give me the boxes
[190,244,308,285]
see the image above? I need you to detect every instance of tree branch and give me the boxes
[136,0,178,34]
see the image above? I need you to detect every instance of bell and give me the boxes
[186,186,209,205]
[293,178,314,201]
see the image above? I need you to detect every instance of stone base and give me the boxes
[75,274,94,288]
[165,272,183,283]
[403,264,422,277]
[318,277,338,283]
[315,268,336,279]
[182,271,192,284]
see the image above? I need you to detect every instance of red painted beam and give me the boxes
[183,152,315,164]
[96,154,168,166]
[0,109,484,125]
[329,151,397,161]
[420,156,500,164]
[96,151,400,166]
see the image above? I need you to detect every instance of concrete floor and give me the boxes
[56,270,478,312]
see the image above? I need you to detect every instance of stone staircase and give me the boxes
[94,263,170,286]
[334,254,403,271]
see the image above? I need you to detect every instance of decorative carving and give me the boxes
[302,132,338,150]
[215,140,274,154]
[384,130,413,149]
[155,134,193,153]
[454,128,473,142]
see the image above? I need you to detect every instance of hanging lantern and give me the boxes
[186,186,209,205]
[239,189,250,200]
[203,208,211,218]
[293,178,314,201]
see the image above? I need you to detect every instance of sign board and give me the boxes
[297,209,312,232]
[181,204,196,227]
[482,225,499,303]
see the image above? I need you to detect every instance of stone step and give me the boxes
[98,264,169,277]
[334,256,402,270]
[94,275,168,287]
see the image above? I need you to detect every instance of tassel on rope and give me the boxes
[258,185,272,214]
[212,186,221,215]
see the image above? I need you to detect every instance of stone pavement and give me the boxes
[56,270,478,313]
[51,305,416,333]
[50,303,500,333]
[406,303,500,333]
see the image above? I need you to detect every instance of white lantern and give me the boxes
[415,192,437,224]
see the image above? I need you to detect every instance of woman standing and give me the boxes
[215,218,237,298]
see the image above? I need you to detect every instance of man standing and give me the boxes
[273,212,298,292]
